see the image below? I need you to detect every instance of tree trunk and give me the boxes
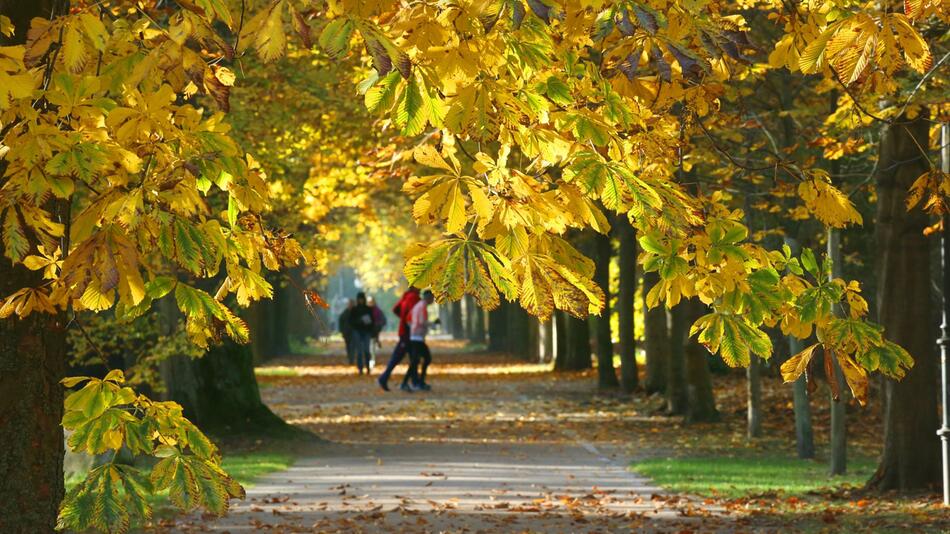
[285,268,317,342]
[869,113,939,491]
[554,311,592,371]
[594,231,619,388]
[248,300,269,363]
[555,310,567,368]
[463,295,474,340]
[248,281,292,363]
[269,280,291,355]
[449,300,464,340]
[0,269,67,534]
[791,334,816,459]
[747,356,762,438]
[828,227,848,476]
[616,215,639,392]
[506,303,535,360]
[524,316,540,362]
[159,296,305,439]
[488,304,508,352]
[164,341,305,438]
[539,318,554,363]
[784,237,815,458]
[643,272,669,395]
[666,302,688,415]
[683,300,718,422]
[472,298,486,344]
[0,3,68,531]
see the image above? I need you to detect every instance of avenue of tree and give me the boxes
[0,0,946,532]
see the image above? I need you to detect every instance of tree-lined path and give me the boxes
[164,339,735,533]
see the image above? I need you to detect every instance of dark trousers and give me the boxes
[343,334,354,364]
[378,334,410,384]
[407,340,432,386]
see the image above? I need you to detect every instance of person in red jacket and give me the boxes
[377,286,420,391]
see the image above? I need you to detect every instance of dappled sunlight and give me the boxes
[257,361,553,378]
[152,342,950,533]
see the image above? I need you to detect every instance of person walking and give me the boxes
[338,299,355,365]
[349,292,375,375]
[377,286,420,391]
[406,289,436,391]
[367,296,387,369]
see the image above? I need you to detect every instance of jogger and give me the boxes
[377,287,420,391]
[405,290,436,391]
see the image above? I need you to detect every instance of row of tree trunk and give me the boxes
[479,112,941,492]
[483,224,721,422]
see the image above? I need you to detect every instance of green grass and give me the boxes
[288,337,333,356]
[220,451,295,487]
[631,455,876,498]
[66,450,295,491]
[255,366,301,377]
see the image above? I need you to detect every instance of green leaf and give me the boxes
[863,340,914,379]
[364,70,400,113]
[691,312,772,367]
[146,276,176,299]
[2,208,29,262]
[64,381,112,419]
[800,248,819,277]
[404,240,452,289]
[61,376,93,388]
[395,76,426,136]
[318,17,354,57]
[638,233,670,255]
[544,76,572,106]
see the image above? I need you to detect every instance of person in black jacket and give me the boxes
[338,299,355,364]
[348,292,375,374]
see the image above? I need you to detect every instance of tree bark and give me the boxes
[555,310,567,368]
[594,231,619,388]
[463,295,474,340]
[524,315,540,362]
[450,300,464,340]
[643,272,669,395]
[828,227,848,476]
[506,303,535,359]
[539,318,554,363]
[159,296,305,439]
[784,237,815,458]
[869,113,939,491]
[747,356,762,438]
[164,340,305,438]
[0,3,68,532]
[269,280,291,355]
[666,302,688,415]
[488,304,508,352]
[0,269,67,534]
[791,333,816,459]
[248,280,291,363]
[683,300,718,423]
[554,310,592,371]
[616,216,639,392]
[472,298,486,344]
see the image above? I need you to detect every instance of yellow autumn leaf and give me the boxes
[797,174,862,228]
[780,343,820,383]
[62,20,87,73]
[214,66,236,86]
[837,353,869,405]
[413,144,456,174]
[0,15,12,37]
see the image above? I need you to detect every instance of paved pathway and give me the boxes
[168,339,734,533]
